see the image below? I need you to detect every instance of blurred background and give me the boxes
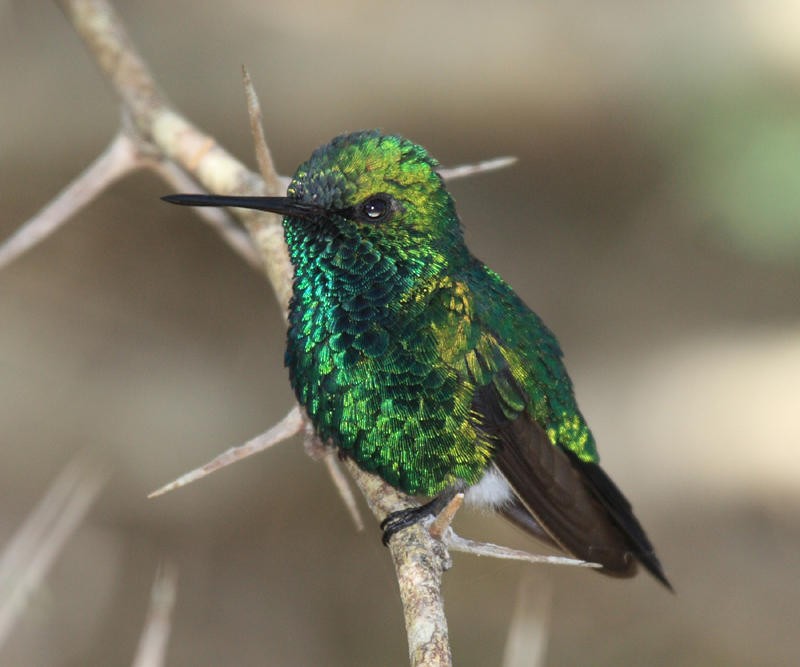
[1,1,799,665]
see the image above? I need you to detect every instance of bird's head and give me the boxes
[163,131,466,276]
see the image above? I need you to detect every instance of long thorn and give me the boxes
[428,493,464,541]
[438,156,517,181]
[148,406,303,498]
[323,452,364,531]
[444,531,601,568]
[242,66,283,194]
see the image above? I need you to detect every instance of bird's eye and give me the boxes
[358,194,393,223]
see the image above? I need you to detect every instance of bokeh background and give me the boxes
[2,1,799,665]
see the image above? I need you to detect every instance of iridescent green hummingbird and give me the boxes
[164,130,670,588]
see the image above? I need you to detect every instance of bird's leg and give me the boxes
[380,483,466,546]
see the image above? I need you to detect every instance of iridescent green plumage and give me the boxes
[284,132,596,495]
[163,130,670,589]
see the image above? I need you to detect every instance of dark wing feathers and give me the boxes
[476,380,636,576]
[476,374,670,587]
[438,266,670,587]
[565,452,672,588]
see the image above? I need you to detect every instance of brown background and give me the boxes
[2,1,799,665]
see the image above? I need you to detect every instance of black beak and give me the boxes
[162,194,325,221]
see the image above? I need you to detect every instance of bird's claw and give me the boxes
[380,506,434,546]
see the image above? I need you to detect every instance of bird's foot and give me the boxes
[380,502,438,546]
[380,485,465,546]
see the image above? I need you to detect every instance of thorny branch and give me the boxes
[1,1,586,665]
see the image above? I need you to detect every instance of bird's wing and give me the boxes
[467,335,639,576]
[460,266,670,586]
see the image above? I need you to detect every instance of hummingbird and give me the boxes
[164,130,671,589]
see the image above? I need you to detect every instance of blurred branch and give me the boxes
[502,575,553,667]
[0,1,538,665]
[131,562,178,667]
[0,456,108,648]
